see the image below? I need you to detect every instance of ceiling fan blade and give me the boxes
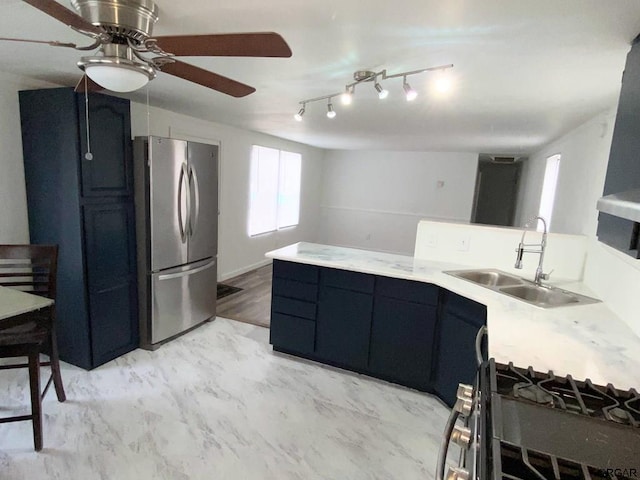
[153,32,292,58]
[74,75,104,93]
[22,0,104,36]
[158,60,256,97]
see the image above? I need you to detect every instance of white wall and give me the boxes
[415,220,588,281]
[0,72,61,243]
[318,150,479,254]
[516,109,616,236]
[130,104,324,280]
[511,107,640,336]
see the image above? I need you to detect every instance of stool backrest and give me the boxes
[0,245,58,299]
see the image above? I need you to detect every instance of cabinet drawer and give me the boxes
[444,292,487,328]
[375,276,439,305]
[272,277,318,302]
[321,268,374,293]
[270,313,315,355]
[272,295,316,320]
[273,260,319,284]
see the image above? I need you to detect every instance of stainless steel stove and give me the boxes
[437,360,640,480]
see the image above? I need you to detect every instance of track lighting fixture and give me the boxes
[293,63,453,121]
[403,77,417,101]
[294,104,305,121]
[326,99,336,119]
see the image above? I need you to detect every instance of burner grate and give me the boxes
[498,441,636,480]
[496,363,640,427]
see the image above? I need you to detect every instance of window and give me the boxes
[248,145,301,236]
[538,154,561,231]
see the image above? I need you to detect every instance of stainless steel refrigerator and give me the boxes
[134,136,218,349]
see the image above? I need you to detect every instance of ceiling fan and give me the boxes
[3,0,292,97]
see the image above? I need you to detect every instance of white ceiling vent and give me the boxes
[491,156,520,164]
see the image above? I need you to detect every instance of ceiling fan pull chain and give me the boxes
[84,76,93,161]
[146,82,151,140]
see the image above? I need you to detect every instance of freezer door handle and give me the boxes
[177,162,190,243]
[188,164,200,237]
[157,258,215,280]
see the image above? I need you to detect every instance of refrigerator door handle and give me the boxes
[188,165,200,237]
[157,258,215,280]
[177,162,190,243]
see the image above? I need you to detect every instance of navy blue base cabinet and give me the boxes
[433,291,487,406]
[19,87,139,369]
[270,260,487,403]
[369,277,439,391]
[271,261,439,393]
[316,269,374,370]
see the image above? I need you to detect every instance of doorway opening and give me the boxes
[471,155,524,227]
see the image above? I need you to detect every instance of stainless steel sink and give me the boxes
[498,284,599,307]
[447,269,525,287]
[444,268,600,308]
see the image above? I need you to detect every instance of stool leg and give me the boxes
[28,349,43,451]
[49,324,66,402]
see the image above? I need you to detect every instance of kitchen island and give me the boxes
[266,242,640,400]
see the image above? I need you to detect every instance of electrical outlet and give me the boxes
[456,235,471,251]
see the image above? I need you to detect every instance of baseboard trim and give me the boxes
[219,258,272,282]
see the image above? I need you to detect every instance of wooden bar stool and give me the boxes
[0,245,66,451]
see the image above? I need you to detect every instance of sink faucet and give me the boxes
[515,216,550,285]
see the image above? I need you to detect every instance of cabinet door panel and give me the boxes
[272,277,318,302]
[272,295,317,320]
[316,286,372,369]
[434,311,482,407]
[376,276,439,305]
[83,202,138,365]
[78,93,133,197]
[270,313,315,355]
[370,297,436,390]
[89,282,138,365]
[273,260,319,284]
[321,268,374,293]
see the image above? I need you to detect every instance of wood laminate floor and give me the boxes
[216,263,272,328]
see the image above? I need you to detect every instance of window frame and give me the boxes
[248,145,302,237]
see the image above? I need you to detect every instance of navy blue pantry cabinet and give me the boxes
[19,87,139,369]
[269,260,440,392]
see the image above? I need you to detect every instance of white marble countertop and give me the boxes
[266,242,640,391]
[0,285,53,321]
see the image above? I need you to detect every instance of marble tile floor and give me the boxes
[0,317,452,480]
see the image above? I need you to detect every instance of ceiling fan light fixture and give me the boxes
[83,63,153,92]
[78,45,155,92]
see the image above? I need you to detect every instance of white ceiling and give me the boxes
[2,0,640,153]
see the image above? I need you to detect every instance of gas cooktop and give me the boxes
[483,361,640,480]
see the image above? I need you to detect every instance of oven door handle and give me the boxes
[436,408,461,480]
[475,325,488,367]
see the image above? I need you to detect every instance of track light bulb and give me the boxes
[327,101,336,119]
[341,88,353,105]
[403,82,417,101]
[294,106,305,121]
[374,82,388,99]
